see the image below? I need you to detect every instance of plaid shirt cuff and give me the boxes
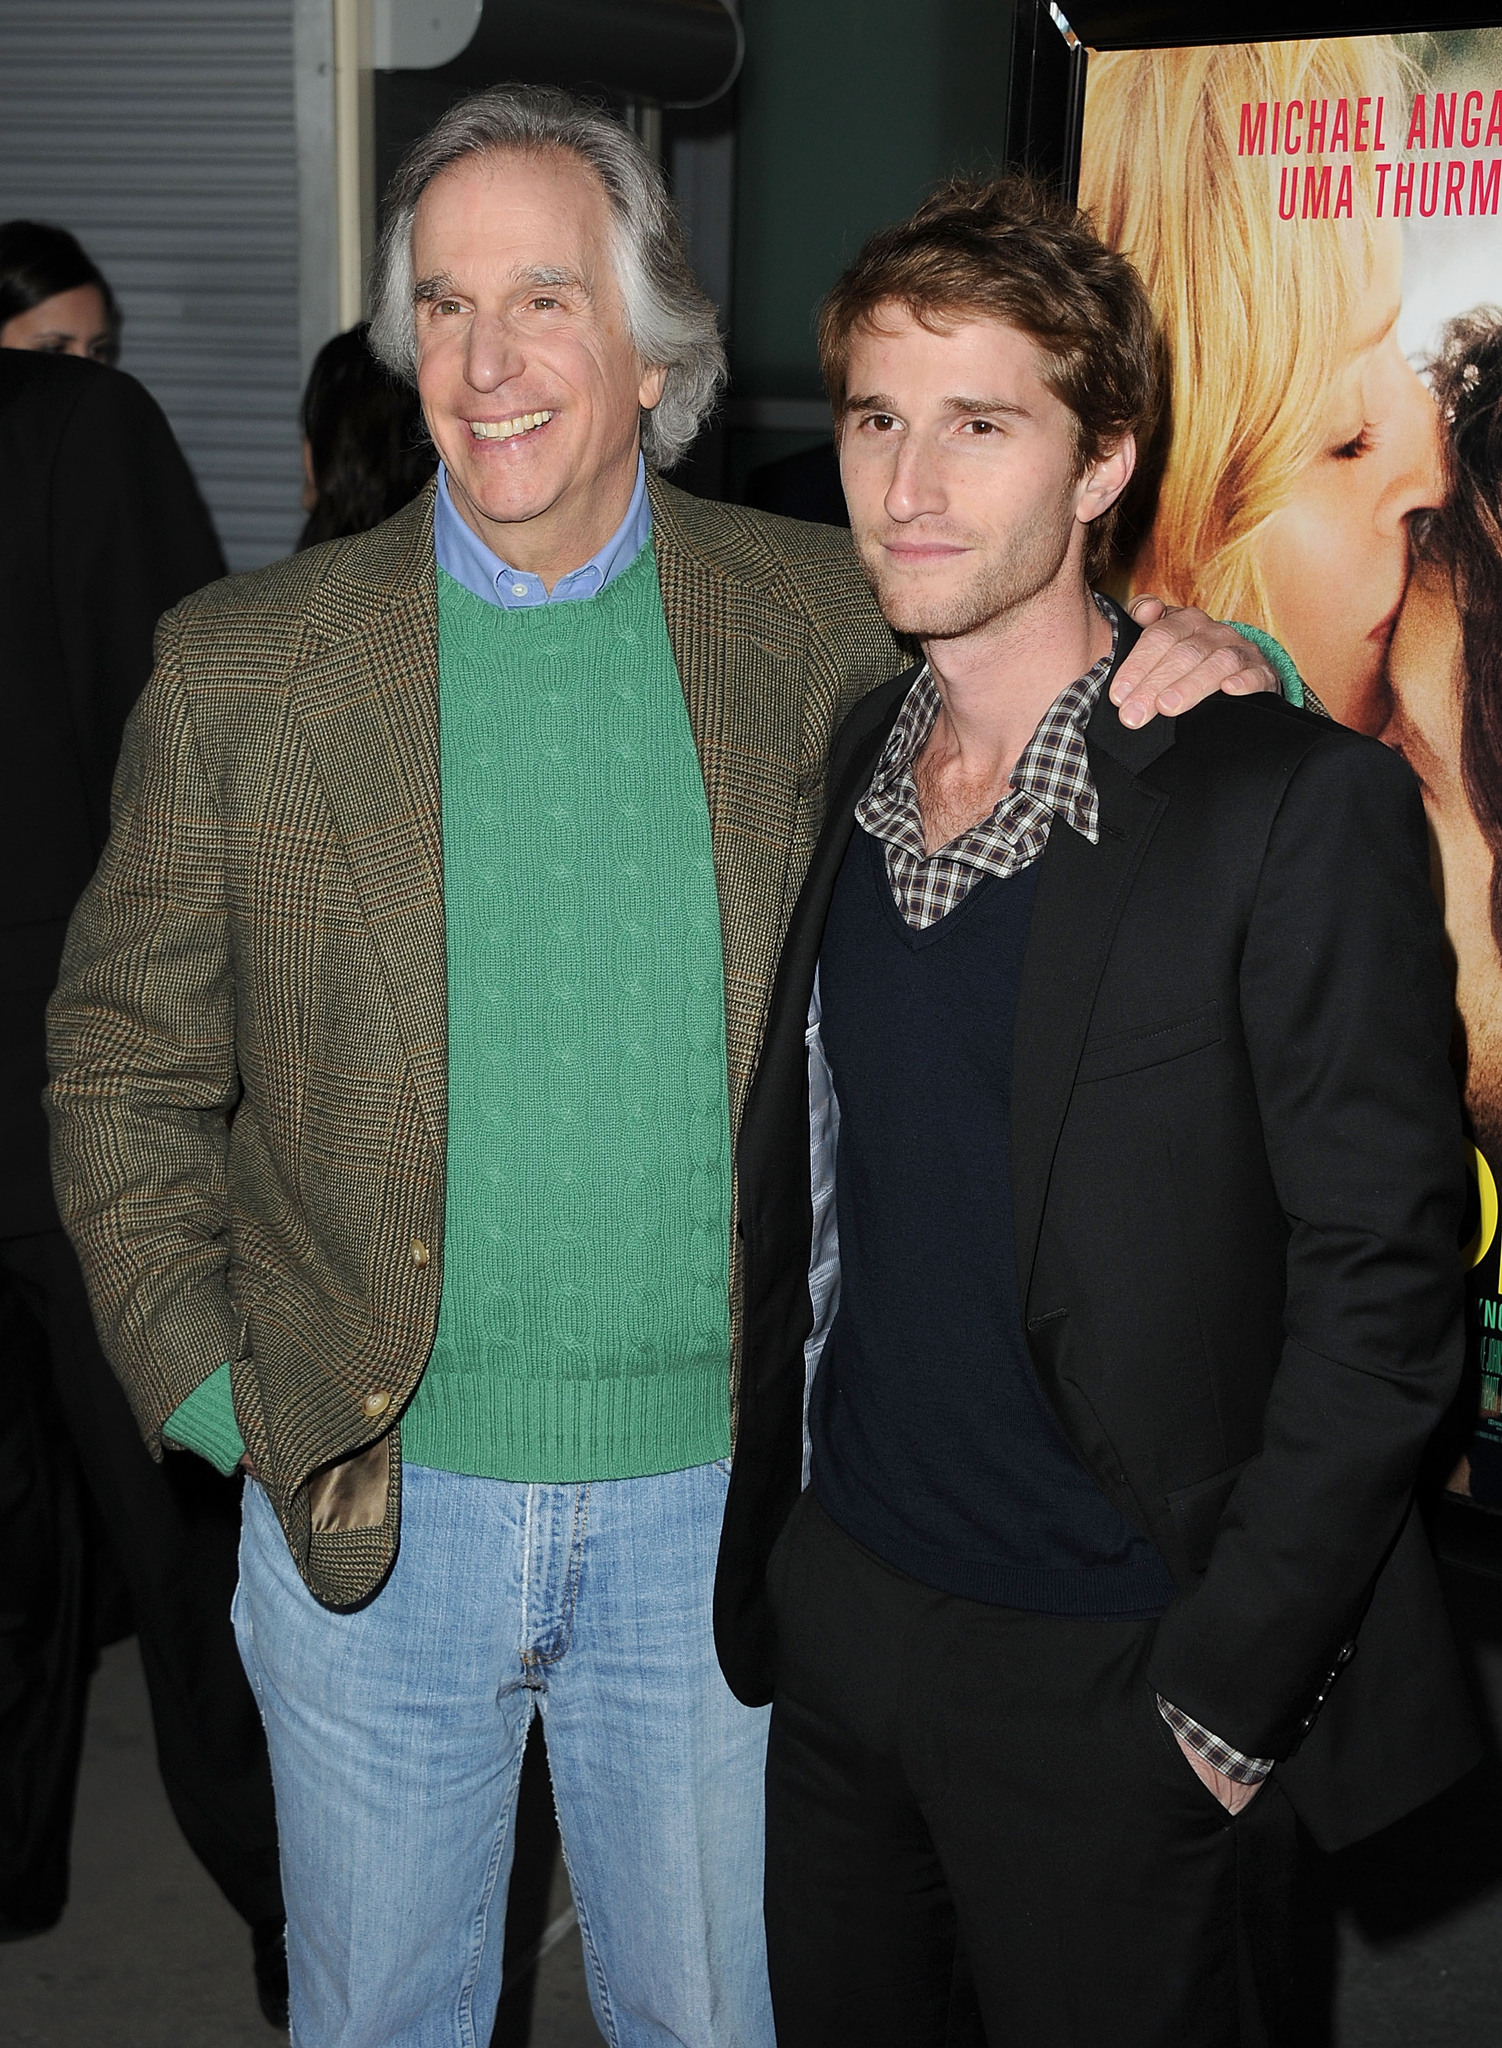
[1157,1696,1274,1785]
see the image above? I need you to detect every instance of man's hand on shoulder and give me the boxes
[1111,596,1279,731]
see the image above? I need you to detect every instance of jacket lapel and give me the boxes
[285,495,448,1159]
[736,668,915,1211]
[648,477,817,1141]
[788,673,916,986]
[1010,667,1173,1304]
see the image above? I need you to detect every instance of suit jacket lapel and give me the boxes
[789,675,916,983]
[649,477,817,1143]
[735,672,915,1277]
[1010,679,1173,1305]
[286,496,448,1160]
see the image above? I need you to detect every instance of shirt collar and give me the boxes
[865,594,1120,851]
[433,450,651,609]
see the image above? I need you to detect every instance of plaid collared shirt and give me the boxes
[855,595,1116,931]
[1157,1699,1273,1787]
[846,590,1275,1788]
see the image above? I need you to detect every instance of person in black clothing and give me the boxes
[0,349,286,2023]
[0,219,119,363]
[715,178,1480,2047]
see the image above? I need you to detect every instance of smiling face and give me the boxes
[410,147,666,582]
[0,282,112,361]
[837,306,1131,647]
[1257,223,1443,734]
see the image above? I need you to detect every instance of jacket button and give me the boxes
[362,1388,391,1418]
[410,1238,429,1268]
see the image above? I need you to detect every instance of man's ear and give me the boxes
[1077,431,1137,528]
[638,361,669,410]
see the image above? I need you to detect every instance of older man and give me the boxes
[47,87,1280,2048]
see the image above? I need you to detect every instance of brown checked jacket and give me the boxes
[45,475,901,1609]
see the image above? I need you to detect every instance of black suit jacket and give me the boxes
[717,621,1481,1853]
[0,351,223,1235]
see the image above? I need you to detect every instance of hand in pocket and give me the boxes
[1172,1731,1264,1816]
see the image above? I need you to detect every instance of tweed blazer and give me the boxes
[46,474,902,1608]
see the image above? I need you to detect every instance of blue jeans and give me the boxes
[233,1460,773,2048]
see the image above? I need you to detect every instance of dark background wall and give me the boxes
[726,0,1013,495]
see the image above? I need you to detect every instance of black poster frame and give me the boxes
[1011,0,1502,1574]
[1008,0,1502,196]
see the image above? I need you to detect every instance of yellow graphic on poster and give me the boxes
[1079,32,1502,1500]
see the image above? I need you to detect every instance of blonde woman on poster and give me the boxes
[1082,37,1502,1492]
[1080,37,1442,734]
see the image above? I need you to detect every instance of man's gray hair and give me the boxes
[368,84,725,470]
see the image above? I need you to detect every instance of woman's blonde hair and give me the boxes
[1079,37,1416,623]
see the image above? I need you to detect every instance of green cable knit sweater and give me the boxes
[167,540,733,1482]
[405,547,732,1479]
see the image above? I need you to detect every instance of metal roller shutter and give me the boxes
[0,1,304,570]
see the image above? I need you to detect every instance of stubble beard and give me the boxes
[853,515,1076,645]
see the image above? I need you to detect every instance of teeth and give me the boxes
[468,410,554,440]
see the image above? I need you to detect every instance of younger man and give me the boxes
[717,179,1478,2046]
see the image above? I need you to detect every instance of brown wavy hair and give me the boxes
[817,175,1162,576]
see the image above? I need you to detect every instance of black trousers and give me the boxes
[0,1228,281,1935]
[764,1493,1297,2048]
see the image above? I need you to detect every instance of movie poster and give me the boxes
[1079,30,1502,1503]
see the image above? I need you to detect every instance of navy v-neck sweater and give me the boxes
[809,827,1176,1615]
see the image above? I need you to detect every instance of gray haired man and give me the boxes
[47,86,1280,2047]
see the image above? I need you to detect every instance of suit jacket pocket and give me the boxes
[1076,1002,1222,1084]
[1167,1454,1257,1575]
[307,1433,392,1533]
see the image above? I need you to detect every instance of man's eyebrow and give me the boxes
[841,391,1031,417]
[516,264,589,295]
[412,265,591,305]
[941,393,1031,418]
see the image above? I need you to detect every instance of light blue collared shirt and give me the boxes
[433,451,652,607]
